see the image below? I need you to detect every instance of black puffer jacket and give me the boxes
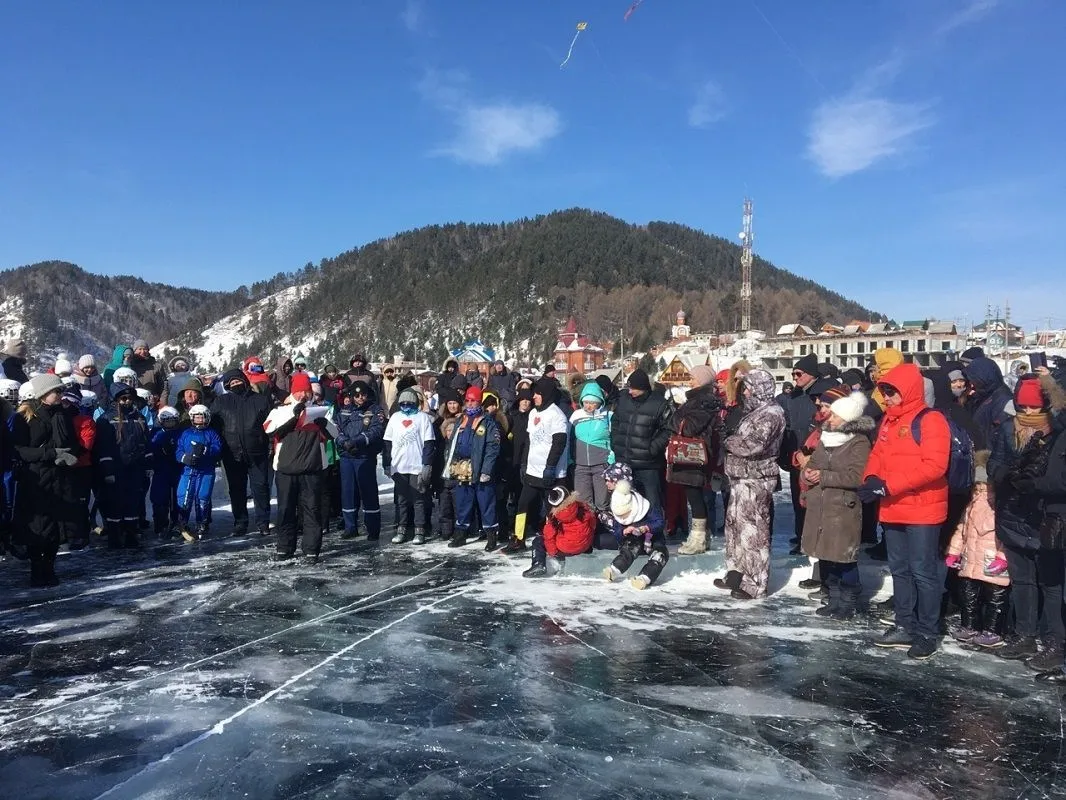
[611,389,674,470]
[210,371,273,462]
[1034,421,1066,517]
[670,385,721,441]
[989,418,1049,550]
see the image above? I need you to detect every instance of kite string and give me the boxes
[560,29,583,68]
[748,0,827,93]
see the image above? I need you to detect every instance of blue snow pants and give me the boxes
[454,481,497,533]
[177,469,215,527]
[339,456,381,538]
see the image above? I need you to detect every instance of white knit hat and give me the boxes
[78,354,96,369]
[610,479,649,526]
[54,358,72,377]
[829,391,868,424]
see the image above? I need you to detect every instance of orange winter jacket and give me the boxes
[864,363,950,526]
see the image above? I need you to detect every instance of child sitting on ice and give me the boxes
[945,454,1010,648]
[603,479,668,590]
[522,486,597,578]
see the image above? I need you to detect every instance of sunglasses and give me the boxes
[879,385,899,397]
[791,371,804,377]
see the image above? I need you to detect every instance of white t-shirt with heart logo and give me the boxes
[525,403,569,479]
[384,411,436,475]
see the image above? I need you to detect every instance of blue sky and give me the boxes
[1,0,1063,332]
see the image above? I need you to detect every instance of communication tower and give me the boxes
[739,198,754,332]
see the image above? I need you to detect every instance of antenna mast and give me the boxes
[739,197,754,333]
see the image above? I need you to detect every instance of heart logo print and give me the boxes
[402,419,413,428]
[533,416,541,426]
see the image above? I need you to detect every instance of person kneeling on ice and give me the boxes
[523,486,597,578]
[602,479,668,590]
[176,405,223,542]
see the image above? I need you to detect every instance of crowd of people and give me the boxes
[1,336,1065,683]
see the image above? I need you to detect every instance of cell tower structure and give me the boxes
[739,197,754,332]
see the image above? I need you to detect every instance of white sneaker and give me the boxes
[602,565,621,582]
[412,532,426,545]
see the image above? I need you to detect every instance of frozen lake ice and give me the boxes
[0,473,1063,799]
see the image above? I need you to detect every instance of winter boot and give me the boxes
[816,575,841,617]
[830,582,860,621]
[390,528,407,544]
[341,527,359,540]
[677,518,708,556]
[231,520,248,537]
[1026,639,1065,672]
[412,529,427,545]
[484,530,498,552]
[997,636,1038,660]
[106,525,124,550]
[501,535,526,555]
[42,557,60,587]
[523,543,547,578]
[630,574,651,590]
[602,565,622,582]
[447,530,467,548]
[713,570,742,591]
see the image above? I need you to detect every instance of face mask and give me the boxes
[951,386,966,398]
[465,406,480,417]
[399,403,418,416]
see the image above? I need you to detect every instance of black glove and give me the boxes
[313,416,328,428]
[181,453,199,467]
[291,402,306,417]
[857,476,888,503]
[191,442,207,458]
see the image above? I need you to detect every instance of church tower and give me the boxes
[671,308,690,340]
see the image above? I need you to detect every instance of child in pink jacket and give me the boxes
[946,459,1010,648]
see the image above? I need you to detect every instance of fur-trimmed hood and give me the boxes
[823,414,876,436]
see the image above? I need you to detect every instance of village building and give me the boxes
[552,317,608,375]
[448,337,498,381]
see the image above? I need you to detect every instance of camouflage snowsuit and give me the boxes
[723,370,786,598]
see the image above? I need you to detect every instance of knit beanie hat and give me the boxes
[54,357,72,377]
[547,486,567,508]
[793,353,819,378]
[601,462,633,484]
[399,388,420,406]
[690,365,715,388]
[610,479,649,526]
[947,368,965,383]
[627,369,652,392]
[290,373,312,394]
[1015,377,1047,409]
[78,354,96,370]
[132,339,148,351]
[829,391,868,424]
[30,373,64,400]
[821,384,851,405]
[464,385,483,404]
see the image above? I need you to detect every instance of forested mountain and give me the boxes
[2,210,882,373]
[159,209,881,371]
[0,261,255,367]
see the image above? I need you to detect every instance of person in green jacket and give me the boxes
[102,344,132,389]
[569,381,614,527]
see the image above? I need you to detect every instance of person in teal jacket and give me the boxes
[102,344,132,389]
[569,381,614,525]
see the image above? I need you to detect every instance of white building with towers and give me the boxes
[671,309,691,340]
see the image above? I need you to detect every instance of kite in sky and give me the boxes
[559,21,587,68]
[623,0,645,21]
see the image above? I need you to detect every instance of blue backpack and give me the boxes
[911,408,975,494]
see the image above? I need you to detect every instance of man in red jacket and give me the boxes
[860,362,950,660]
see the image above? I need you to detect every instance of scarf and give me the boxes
[820,431,855,448]
[1015,412,1051,450]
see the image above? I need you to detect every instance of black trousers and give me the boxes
[958,576,1010,634]
[224,454,272,528]
[516,483,547,540]
[1003,545,1065,640]
[275,472,322,556]
[632,468,663,512]
[394,473,428,532]
[685,485,708,520]
[612,534,670,587]
[788,468,805,540]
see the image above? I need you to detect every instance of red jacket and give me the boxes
[73,413,96,468]
[542,493,597,557]
[864,363,950,526]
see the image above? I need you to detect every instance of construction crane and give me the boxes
[739,197,753,333]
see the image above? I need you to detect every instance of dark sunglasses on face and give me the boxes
[879,384,899,397]
[791,371,803,377]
